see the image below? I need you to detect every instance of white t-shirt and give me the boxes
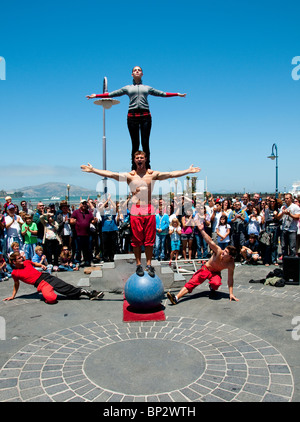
[211,211,223,233]
[217,224,230,243]
[4,215,24,237]
[62,213,72,236]
[280,203,300,232]
[169,226,181,242]
[248,215,262,235]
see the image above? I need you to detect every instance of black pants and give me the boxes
[44,239,61,266]
[76,235,91,265]
[127,114,152,169]
[35,273,82,302]
[102,231,117,262]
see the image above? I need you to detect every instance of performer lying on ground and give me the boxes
[86,66,186,169]
[81,151,200,278]
[3,252,104,304]
[167,222,239,303]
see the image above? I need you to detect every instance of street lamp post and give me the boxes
[267,143,279,198]
[174,179,178,196]
[93,77,120,196]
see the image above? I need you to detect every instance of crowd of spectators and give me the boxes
[0,191,299,281]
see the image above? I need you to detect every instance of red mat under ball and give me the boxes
[123,298,166,322]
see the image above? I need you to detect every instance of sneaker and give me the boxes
[145,265,155,277]
[80,289,104,300]
[136,265,144,277]
[89,290,105,301]
[167,291,178,305]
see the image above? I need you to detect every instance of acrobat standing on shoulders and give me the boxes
[86,66,186,170]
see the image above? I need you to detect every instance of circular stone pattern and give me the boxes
[84,339,205,395]
[0,317,294,402]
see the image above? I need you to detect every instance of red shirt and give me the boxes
[12,260,41,285]
[71,209,94,236]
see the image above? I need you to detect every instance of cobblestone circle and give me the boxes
[0,316,294,402]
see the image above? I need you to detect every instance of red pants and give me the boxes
[37,280,58,304]
[185,265,222,292]
[130,214,156,248]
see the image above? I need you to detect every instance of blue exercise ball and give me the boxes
[124,272,164,309]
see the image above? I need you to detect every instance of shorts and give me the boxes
[184,265,222,292]
[171,240,181,251]
[181,232,194,241]
[130,214,156,248]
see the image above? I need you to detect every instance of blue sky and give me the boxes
[0,0,299,195]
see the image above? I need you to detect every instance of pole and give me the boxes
[268,143,278,198]
[102,77,107,195]
[272,143,278,199]
[92,77,119,198]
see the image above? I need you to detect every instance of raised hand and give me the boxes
[81,163,94,173]
[188,164,201,173]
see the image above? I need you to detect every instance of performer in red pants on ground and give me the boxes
[167,223,239,304]
[3,252,104,304]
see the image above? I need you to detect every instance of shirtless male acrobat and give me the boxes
[167,222,239,303]
[81,151,200,278]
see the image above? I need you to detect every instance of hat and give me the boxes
[7,204,15,210]
[59,201,68,209]
[5,196,11,201]
[80,199,87,203]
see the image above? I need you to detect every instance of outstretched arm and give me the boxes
[196,222,219,254]
[81,163,128,182]
[154,164,200,181]
[3,279,19,301]
[227,264,239,302]
[165,92,186,97]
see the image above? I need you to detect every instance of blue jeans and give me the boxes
[155,233,167,260]
[265,225,280,263]
[0,236,4,254]
[58,264,75,271]
[218,242,230,250]
[281,230,297,257]
[24,243,36,260]
[195,234,208,258]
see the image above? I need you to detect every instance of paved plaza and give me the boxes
[0,260,299,403]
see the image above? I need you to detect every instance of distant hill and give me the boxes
[17,182,97,198]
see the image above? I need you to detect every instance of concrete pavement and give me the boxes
[0,258,299,403]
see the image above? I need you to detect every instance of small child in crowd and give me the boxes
[32,245,53,274]
[169,218,181,266]
[21,214,38,260]
[0,252,10,281]
[58,247,79,271]
[216,215,231,250]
